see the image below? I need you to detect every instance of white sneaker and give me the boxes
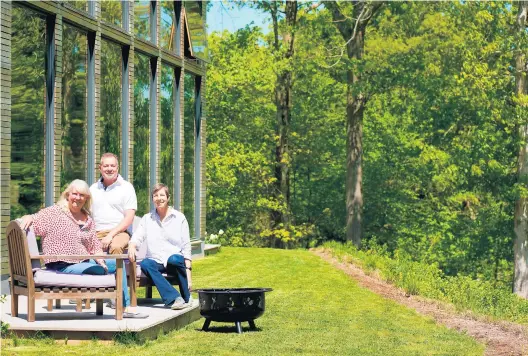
[170,296,193,310]
[170,297,186,310]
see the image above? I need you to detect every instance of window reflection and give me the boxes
[134,53,150,215]
[185,1,206,60]
[100,40,122,158]
[184,73,195,237]
[61,24,88,190]
[10,5,46,219]
[134,0,150,42]
[101,0,122,28]
[161,64,174,194]
[160,1,175,51]
[63,0,87,12]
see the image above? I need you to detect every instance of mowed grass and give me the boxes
[1,247,483,355]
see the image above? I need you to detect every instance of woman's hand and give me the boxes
[97,259,108,273]
[186,269,192,291]
[20,215,34,230]
[128,243,137,262]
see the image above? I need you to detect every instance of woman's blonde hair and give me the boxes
[57,179,92,215]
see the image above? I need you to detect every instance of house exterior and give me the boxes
[0,0,207,292]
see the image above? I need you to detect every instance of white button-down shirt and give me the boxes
[130,207,191,266]
[90,175,137,232]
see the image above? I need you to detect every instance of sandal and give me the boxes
[123,311,149,319]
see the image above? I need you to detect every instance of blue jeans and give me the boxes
[46,259,130,307]
[46,260,106,275]
[140,254,190,306]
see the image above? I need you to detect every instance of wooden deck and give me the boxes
[1,294,201,342]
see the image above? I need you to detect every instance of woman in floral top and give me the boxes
[21,179,107,274]
[20,179,148,318]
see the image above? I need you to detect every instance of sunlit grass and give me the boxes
[1,247,483,355]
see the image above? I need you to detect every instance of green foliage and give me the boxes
[361,1,517,286]
[206,15,347,247]
[323,242,528,323]
[0,295,9,338]
[113,330,144,346]
[205,2,520,293]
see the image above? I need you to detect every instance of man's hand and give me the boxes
[20,215,34,230]
[128,244,137,262]
[101,233,114,251]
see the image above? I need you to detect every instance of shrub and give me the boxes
[322,241,528,323]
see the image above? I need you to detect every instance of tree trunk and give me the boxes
[345,32,366,247]
[513,1,528,298]
[326,1,382,246]
[270,1,297,238]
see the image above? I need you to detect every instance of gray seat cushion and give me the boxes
[33,269,116,288]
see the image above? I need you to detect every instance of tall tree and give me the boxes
[325,1,383,246]
[268,1,298,238]
[513,1,528,298]
[235,0,299,244]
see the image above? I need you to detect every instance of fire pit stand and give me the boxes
[202,318,257,333]
[196,288,272,334]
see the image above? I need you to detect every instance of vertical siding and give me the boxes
[0,1,12,275]
[94,0,102,177]
[128,0,135,183]
[53,15,63,202]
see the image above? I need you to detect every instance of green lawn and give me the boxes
[1,247,484,355]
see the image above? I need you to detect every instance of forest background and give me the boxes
[205,0,528,295]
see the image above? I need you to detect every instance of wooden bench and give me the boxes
[6,220,126,321]
[128,259,181,307]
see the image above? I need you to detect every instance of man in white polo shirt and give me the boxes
[89,153,148,318]
[90,152,136,254]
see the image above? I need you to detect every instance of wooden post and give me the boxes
[116,259,123,320]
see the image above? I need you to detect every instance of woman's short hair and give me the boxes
[151,183,170,197]
[57,179,92,215]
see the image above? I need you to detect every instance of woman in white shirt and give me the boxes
[128,183,193,310]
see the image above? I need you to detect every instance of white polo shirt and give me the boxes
[90,175,137,232]
[130,207,191,266]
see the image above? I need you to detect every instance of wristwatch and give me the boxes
[186,266,192,271]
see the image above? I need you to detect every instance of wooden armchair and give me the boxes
[6,220,126,322]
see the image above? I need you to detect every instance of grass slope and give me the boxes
[1,247,483,355]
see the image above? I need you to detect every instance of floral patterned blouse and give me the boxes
[32,205,103,264]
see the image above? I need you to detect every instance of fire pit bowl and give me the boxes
[196,288,272,333]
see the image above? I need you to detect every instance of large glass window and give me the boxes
[160,1,175,52]
[61,24,88,189]
[185,1,206,60]
[101,0,122,28]
[10,6,46,219]
[184,73,195,237]
[63,1,87,12]
[134,53,150,215]
[160,64,174,193]
[134,0,150,42]
[100,40,122,158]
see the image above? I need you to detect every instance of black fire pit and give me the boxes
[196,288,272,333]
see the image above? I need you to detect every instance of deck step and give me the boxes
[204,244,221,256]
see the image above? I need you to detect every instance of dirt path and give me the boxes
[313,249,528,356]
